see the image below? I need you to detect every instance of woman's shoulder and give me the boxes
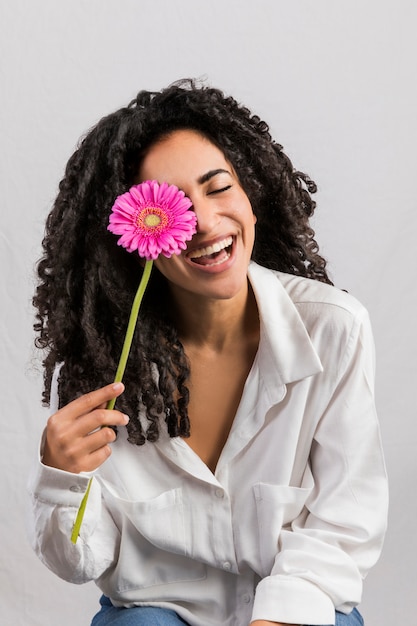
[249,262,370,333]
[274,271,373,354]
[275,270,366,318]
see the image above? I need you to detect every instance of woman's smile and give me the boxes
[186,235,234,268]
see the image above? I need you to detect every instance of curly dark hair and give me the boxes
[33,79,332,445]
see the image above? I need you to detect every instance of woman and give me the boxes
[29,80,388,626]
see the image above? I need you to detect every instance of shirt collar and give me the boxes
[153,263,323,476]
[248,262,323,393]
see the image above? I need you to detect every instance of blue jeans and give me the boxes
[91,595,364,625]
[91,596,189,625]
[331,608,364,626]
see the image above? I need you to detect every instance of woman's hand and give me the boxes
[42,382,128,473]
[251,622,299,626]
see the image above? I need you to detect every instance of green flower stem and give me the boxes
[106,259,153,410]
[70,476,92,544]
[70,259,153,544]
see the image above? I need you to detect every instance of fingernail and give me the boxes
[123,414,130,424]
[112,382,123,391]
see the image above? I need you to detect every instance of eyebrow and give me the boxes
[197,168,231,184]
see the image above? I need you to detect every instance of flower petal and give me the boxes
[108,181,196,259]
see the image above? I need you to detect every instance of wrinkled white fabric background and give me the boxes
[0,1,415,624]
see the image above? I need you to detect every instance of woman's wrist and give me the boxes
[250,621,303,626]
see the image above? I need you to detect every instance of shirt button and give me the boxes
[242,594,251,604]
[69,485,84,493]
[222,561,232,571]
[215,489,224,498]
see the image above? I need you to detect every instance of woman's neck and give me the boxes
[169,280,259,352]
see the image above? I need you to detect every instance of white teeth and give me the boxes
[189,236,233,259]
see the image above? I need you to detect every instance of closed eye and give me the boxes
[207,185,232,196]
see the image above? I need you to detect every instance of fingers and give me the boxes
[60,382,126,422]
[65,406,129,436]
[42,382,129,473]
[52,422,120,474]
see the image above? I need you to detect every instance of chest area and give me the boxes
[184,345,257,473]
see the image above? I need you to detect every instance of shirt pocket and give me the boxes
[253,482,313,576]
[111,487,188,554]
[106,487,207,592]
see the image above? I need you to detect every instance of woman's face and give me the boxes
[137,129,256,303]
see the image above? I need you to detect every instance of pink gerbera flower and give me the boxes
[108,180,196,260]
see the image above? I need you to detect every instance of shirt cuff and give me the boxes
[28,457,94,508]
[252,575,336,625]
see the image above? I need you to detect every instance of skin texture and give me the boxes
[252,623,298,626]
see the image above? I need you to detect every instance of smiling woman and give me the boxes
[28,79,388,626]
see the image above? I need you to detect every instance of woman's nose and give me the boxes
[192,197,220,233]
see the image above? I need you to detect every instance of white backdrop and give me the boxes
[1,1,415,624]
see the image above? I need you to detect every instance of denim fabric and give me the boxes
[91,595,190,625]
[91,595,364,626]
[333,607,364,626]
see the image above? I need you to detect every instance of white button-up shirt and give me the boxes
[28,263,388,626]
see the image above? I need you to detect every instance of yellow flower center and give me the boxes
[144,214,162,227]
[137,205,170,234]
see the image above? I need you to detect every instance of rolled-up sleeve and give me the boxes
[27,459,120,584]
